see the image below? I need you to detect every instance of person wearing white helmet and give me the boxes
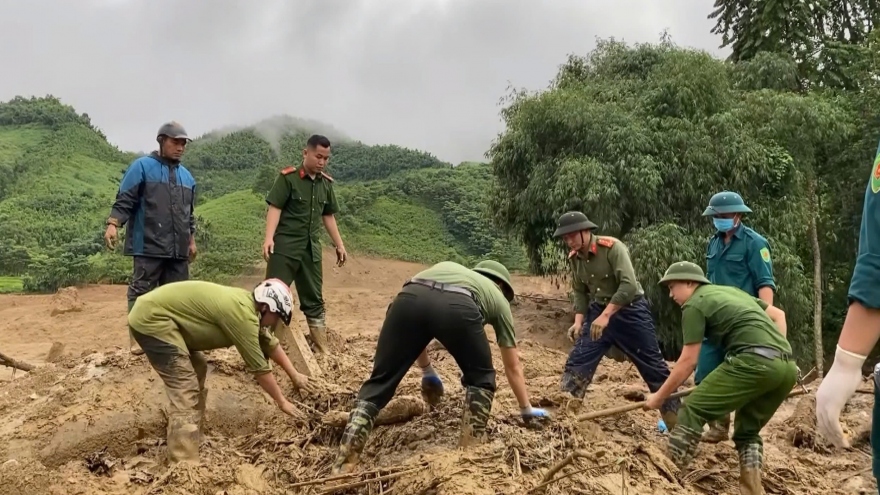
[128,278,313,464]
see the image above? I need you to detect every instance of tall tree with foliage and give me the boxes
[487,38,856,365]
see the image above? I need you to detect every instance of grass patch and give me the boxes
[0,276,23,294]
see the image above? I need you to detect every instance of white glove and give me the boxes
[815,345,867,448]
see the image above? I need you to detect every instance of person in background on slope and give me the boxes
[104,122,198,356]
[554,211,681,430]
[647,261,795,495]
[129,278,313,464]
[698,191,776,443]
[816,140,880,489]
[330,260,550,474]
[262,134,346,354]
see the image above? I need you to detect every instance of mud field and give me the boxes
[0,251,876,495]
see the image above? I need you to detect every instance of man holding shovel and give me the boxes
[554,211,680,430]
[646,261,796,495]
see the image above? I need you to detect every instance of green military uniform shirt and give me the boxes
[128,280,280,375]
[849,140,880,309]
[413,261,517,348]
[569,235,644,313]
[265,166,340,262]
[706,224,775,297]
[681,284,791,356]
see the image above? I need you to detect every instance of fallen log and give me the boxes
[0,350,36,372]
[321,396,427,428]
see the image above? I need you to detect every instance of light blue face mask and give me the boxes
[713,217,736,232]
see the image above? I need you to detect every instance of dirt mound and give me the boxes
[49,287,84,316]
[0,252,876,494]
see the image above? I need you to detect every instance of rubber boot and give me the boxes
[605,345,628,363]
[459,386,495,448]
[702,414,731,443]
[127,300,144,356]
[738,443,764,495]
[167,411,201,464]
[306,316,329,354]
[331,400,380,475]
[661,410,678,432]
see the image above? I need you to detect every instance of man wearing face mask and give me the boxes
[554,211,680,430]
[699,191,776,443]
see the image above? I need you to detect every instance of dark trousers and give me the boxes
[127,255,190,302]
[561,298,680,414]
[357,283,496,410]
[265,253,324,320]
[873,364,880,486]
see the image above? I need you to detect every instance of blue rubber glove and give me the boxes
[520,406,551,427]
[421,375,444,406]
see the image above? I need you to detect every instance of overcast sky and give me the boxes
[0,0,727,164]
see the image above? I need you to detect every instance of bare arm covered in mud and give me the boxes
[499,347,530,409]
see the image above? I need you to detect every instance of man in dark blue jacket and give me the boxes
[104,122,198,355]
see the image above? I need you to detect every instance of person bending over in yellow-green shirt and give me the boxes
[128,278,313,464]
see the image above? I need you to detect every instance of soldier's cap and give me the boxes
[473,260,515,302]
[658,261,711,286]
[553,211,598,237]
[157,121,191,142]
[702,191,752,216]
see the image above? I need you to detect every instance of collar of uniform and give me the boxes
[715,222,745,239]
[568,237,599,259]
[298,167,329,182]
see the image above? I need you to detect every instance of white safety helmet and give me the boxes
[253,278,294,325]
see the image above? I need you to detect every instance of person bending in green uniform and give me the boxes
[699,191,776,443]
[331,260,550,474]
[816,139,880,490]
[129,278,313,464]
[645,262,796,495]
[263,134,347,354]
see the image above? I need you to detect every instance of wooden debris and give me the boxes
[0,350,35,372]
[275,323,322,378]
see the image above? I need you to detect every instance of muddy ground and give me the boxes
[0,251,875,495]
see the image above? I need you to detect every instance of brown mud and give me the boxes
[0,251,875,494]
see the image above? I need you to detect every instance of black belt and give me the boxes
[739,346,790,361]
[405,278,475,299]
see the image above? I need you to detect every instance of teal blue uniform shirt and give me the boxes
[706,224,776,296]
[696,222,776,385]
[850,140,880,309]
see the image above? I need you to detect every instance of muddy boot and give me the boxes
[738,443,764,495]
[459,386,495,448]
[702,414,731,443]
[306,317,329,354]
[331,400,379,475]
[661,410,678,432]
[604,345,628,363]
[167,411,201,464]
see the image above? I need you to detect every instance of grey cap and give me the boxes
[157,121,190,142]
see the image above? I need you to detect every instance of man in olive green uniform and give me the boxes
[816,139,880,489]
[554,211,680,429]
[331,260,550,474]
[263,134,347,354]
[129,278,313,463]
[647,262,796,495]
[699,191,776,443]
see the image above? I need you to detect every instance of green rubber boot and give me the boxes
[331,400,380,475]
[738,443,764,495]
[459,386,495,448]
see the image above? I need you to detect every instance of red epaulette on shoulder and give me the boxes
[597,237,615,248]
[281,166,296,175]
[320,171,334,182]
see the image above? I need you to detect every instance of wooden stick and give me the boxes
[0,351,35,372]
[288,463,421,489]
[318,467,422,494]
[577,386,812,422]
[518,294,570,303]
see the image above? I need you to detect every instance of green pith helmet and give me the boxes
[157,121,191,142]
[473,260,515,301]
[553,211,598,237]
[658,261,711,286]
[702,191,752,216]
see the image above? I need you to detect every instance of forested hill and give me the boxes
[0,95,528,296]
